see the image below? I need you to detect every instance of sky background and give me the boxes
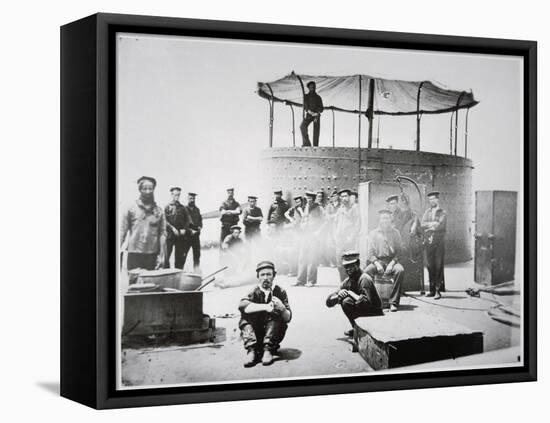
[116,33,523,214]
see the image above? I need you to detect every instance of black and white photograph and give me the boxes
[116,32,525,389]
[3,0,548,417]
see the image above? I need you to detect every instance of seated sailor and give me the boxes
[364,209,405,312]
[222,225,244,250]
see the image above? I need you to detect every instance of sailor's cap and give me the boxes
[137,176,157,187]
[256,260,275,273]
[341,250,360,266]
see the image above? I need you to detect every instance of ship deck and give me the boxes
[120,251,520,388]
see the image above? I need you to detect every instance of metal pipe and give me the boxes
[416,81,425,151]
[196,266,228,291]
[394,174,425,294]
[395,175,424,211]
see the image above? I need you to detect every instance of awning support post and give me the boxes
[367,78,375,149]
[358,76,362,148]
[454,91,466,156]
[464,107,470,158]
[288,103,296,147]
[376,114,381,148]
[294,72,307,119]
[267,83,275,148]
[454,110,458,155]
[416,81,425,151]
[331,109,335,147]
[449,111,455,154]
[358,75,362,179]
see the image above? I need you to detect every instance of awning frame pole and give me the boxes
[454,91,466,156]
[454,110,458,156]
[416,81,425,151]
[331,109,335,147]
[376,114,380,148]
[367,78,375,149]
[358,75,362,180]
[267,101,273,148]
[294,73,307,119]
[464,107,470,158]
[266,83,275,148]
[449,111,455,155]
[289,103,296,147]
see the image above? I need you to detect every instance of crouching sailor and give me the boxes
[238,261,292,367]
[326,251,383,338]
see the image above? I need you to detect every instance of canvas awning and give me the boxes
[257,72,478,115]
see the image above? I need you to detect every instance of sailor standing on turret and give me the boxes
[300,81,324,147]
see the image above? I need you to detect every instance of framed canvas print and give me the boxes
[60,13,537,409]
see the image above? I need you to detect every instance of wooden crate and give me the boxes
[354,312,483,369]
[122,291,216,347]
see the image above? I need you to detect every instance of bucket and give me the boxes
[374,275,394,309]
[178,273,203,291]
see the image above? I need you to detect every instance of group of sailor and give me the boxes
[237,189,446,367]
[119,177,203,280]
[119,176,446,304]
[119,176,447,367]
[217,186,446,303]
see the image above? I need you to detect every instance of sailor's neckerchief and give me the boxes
[258,283,277,303]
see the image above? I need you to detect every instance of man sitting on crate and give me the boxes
[238,261,292,367]
[364,209,405,312]
[326,251,383,338]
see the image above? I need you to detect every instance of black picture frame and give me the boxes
[60,12,537,409]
